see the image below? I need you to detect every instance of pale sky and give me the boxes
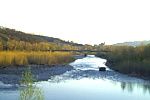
[0,0,150,45]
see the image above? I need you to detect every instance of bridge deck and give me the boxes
[50,50,109,52]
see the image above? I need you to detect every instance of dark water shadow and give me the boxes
[120,82,150,94]
[0,82,19,91]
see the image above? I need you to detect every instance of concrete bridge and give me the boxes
[50,49,110,52]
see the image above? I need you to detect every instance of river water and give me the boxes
[0,55,150,100]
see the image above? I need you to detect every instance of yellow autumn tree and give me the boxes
[0,42,3,50]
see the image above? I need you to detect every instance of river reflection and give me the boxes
[49,75,150,93]
[49,74,150,95]
[39,78,150,100]
[0,55,150,100]
[120,82,150,94]
[42,55,150,100]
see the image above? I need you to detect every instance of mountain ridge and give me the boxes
[113,40,150,46]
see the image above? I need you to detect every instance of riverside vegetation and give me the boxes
[0,26,78,100]
[1,26,150,78]
[97,45,150,78]
[0,51,75,67]
[0,26,103,69]
[19,67,45,100]
[0,26,96,68]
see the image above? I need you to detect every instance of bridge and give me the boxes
[50,49,110,52]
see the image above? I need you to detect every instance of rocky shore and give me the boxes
[0,64,74,84]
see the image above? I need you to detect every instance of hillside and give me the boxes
[0,26,46,44]
[113,40,150,46]
[36,35,83,46]
[0,26,83,46]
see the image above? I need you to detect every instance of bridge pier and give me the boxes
[84,53,87,57]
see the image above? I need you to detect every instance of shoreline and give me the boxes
[105,60,150,81]
[0,64,74,84]
[0,55,85,85]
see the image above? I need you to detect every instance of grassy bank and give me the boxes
[0,51,75,67]
[97,45,150,78]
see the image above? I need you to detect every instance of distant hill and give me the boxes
[113,40,150,46]
[0,26,46,44]
[0,26,83,46]
[36,35,83,46]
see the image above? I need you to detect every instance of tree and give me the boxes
[7,40,18,50]
[0,42,3,50]
[32,43,40,51]
[39,42,50,51]
[16,41,25,51]
[25,42,32,51]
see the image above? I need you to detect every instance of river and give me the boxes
[0,55,150,100]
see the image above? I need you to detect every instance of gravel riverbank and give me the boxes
[0,65,74,84]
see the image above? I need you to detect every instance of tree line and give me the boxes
[0,26,96,51]
[0,40,82,51]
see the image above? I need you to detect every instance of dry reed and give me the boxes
[0,51,75,67]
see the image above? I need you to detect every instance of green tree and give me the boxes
[19,67,45,100]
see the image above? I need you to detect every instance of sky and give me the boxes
[0,0,150,45]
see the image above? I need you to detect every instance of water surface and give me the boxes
[0,55,150,100]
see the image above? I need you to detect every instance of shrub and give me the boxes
[97,45,150,77]
[19,67,45,100]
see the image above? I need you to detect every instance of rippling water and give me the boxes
[0,55,150,100]
[41,55,150,100]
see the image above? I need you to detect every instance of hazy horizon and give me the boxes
[0,0,150,45]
